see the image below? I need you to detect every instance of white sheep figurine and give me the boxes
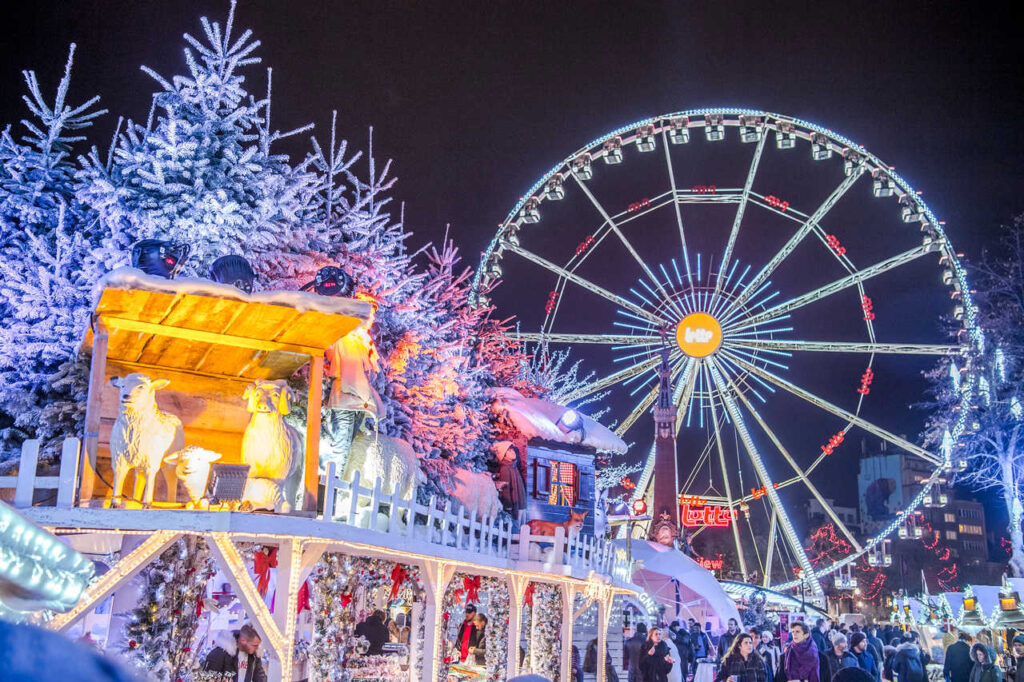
[241,380,304,512]
[448,468,503,522]
[109,373,184,507]
[163,446,221,509]
[342,430,422,503]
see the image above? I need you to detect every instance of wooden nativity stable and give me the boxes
[1,268,641,682]
[78,268,371,511]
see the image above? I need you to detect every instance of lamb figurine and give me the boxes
[163,446,221,509]
[109,373,184,507]
[241,380,304,512]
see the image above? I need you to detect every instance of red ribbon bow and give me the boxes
[389,565,408,602]
[524,583,535,606]
[463,576,480,604]
[296,580,310,615]
[340,592,352,608]
[196,598,204,618]
[253,547,278,596]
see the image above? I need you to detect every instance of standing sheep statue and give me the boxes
[109,374,184,507]
[241,380,304,512]
[341,430,422,503]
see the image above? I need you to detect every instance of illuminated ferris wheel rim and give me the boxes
[474,108,982,595]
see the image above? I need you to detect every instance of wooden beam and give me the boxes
[80,321,108,503]
[47,531,179,632]
[304,355,324,512]
[99,315,325,357]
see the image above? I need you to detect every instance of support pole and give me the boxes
[597,591,614,682]
[273,539,302,681]
[420,559,455,682]
[560,583,575,681]
[80,320,108,504]
[304,354,324,512]
[507,575,529,678]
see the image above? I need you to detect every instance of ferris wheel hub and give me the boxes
[675,312,723,358]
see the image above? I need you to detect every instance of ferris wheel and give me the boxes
[472,109,982,598]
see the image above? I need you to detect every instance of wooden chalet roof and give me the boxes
[82,269,372,381]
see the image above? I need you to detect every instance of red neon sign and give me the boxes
[679,495,736,527]
[627,198,651,213]
[750,482,780,499]
[765,195,790,211]
[696,554,724,570]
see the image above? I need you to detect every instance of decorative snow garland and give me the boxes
[307,553,422,681]
[121,535,214,682]
[527,582,562,681]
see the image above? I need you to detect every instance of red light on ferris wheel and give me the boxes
[632,499,647,516]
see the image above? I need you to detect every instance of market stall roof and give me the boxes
[491,387,627,454]
[615,539,741,625]
[720,580,828,617]
[83,268,372,380]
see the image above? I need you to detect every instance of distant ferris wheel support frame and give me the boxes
[473,109,981,597]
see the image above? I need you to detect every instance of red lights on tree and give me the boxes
[627,198,651,213]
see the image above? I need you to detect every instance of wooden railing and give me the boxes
[0,438,80,508]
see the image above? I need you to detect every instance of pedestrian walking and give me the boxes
[969,643,1002,682]
[944,632,973,682]
[715,633,767,682]
[784,622,821,682]
[641,626,676,682]
[850,633,879,682]
[202,624,267,682]
[719,620,741,661]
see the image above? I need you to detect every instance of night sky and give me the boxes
[3,1,1023,545]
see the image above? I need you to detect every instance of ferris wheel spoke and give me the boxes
[728,245,932,332]
[719,132,768,285]
[763,510,779,587]
[662,128,692,282]
[730,384,863,553]
[505,242,667,325]
[517,332,661,346]
[561,354,665,403]
[706,358,824,597]
[725,351,943,466]
[727,338,960,355]
[705,364,750,583]
[721,170,865,318]
[571,173,688,319]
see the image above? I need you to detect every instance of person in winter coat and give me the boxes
[824,634,859,682]
[641,627,676,682]
[627,624,649,682]
[785,622,821,682]
[1006,634,1024,682]
[891,640,927,682]
[672,622,694,676]
[202,625,268,682]
[720,620,742,662]
[882,646,897,682]
[355,610,390,656]
[586,637,623,682]
[664,633,685,682]
[864,627,885,675]
[812,620,831,658]
[758,631,782,682]
[851,633,880,682]
[969,642,1002,682]
[944,632,974,682]
[715,633,767,682]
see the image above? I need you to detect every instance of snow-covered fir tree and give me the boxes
[0,44,106,454]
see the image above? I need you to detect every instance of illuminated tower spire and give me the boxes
[648,330,680,545]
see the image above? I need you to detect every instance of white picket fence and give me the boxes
[0,438,80,508]
[320,461,632,580]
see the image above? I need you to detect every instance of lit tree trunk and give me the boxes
[1000,454,1024,576]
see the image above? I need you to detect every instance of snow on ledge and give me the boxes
[491,387,627,454]
[95,268,373,319]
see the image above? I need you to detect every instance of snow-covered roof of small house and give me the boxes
[84,267,371,381]
[491,387,627,454]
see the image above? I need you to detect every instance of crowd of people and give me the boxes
[612,616,1024,682]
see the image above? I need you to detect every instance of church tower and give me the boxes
[648,339,680,545]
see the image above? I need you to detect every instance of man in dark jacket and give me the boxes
[626,623,648,682]
[1006,634,1024,682]
[718,618,740,661]
[812,619,830,658]
[202,625,267,682]
[945,632,974,682]
[355,609,390,656]
[892,640,927,682]
[851,633,880,682]
[865,625,885,668]
[824,634,859,682]
[671,621,694,676]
